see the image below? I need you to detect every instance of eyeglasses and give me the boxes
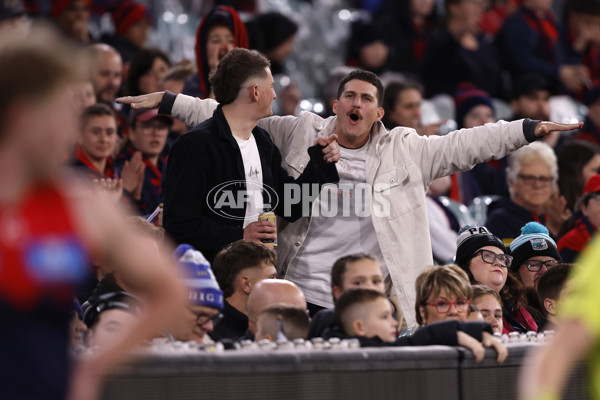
[517,174,553,186]
[195,312,223,326]
[526,259,558,272]
[472,249,513,268]
[425,298,471,314]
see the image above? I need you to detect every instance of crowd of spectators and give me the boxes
[2,0,600,398]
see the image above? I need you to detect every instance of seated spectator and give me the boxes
[101,1,150,64]
[557,174,600,262]
[51,0,91,44]
[510,74,552,122]
[471,284,503,334]
[72,104,119,180]
[498,0,589,93]
[486,142,558,241]
[455,225,538,333]
[125,48,171,97]
[169,245,224,344]
[246,12,298,76]
[557,140,600,215]
[413,265,473,330]
[116,109,172,216]
[509,222,562,323]
[334,288,507,362]
[453,86,508,204]
[309,253,384,339]
[373,0,437,77]
[346,20,391,76]
[560,0,600,101]
[210,240,277,341]
[536,263,573,331]
[160,63,196,155]
[244,279,307,341]
[421,0,504,98]
[255,304,310,342]
[574,85,600,146]
[83,291,141,350]
[182,5,248,99]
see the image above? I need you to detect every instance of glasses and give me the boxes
[426,298,471,314]
[526,259,558,272]
[472,249,513,268]
[195,312,223,326]
[517,174,553,186]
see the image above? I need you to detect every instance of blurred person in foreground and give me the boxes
[0,24,184,400]
[519,238,600,400]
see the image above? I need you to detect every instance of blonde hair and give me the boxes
[414,265,472,325]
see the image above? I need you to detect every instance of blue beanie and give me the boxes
[175,244,224,310]
[509,222,561,271]
[454,85,495,129]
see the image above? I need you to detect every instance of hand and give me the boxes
[243,220,276,243]
[482,332,508,363]
[116,92,165,110]
[67,359,101,400]
[457,331,485,362]
[121,152,145,201]
[416,122,443,137]
[544,192,571,236]
[313,134,340,163]
[534,121,583,138]
[559,65,588,93]
[93,178,124,205]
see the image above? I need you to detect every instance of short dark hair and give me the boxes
[212,240,277,298]
[257,304,309,340]
[569,0,600,15]
[80,103,116,129]
[383,80,424,115]
[330,253,377,291]
[334,288,387,334]
[209,48,270,105]
[126,48,171,96]
[537,264,572,316]
[336,69,384,106]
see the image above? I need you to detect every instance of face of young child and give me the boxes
[361,297,398,342]
[338,259,384,298]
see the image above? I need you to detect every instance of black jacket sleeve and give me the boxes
[394,320,461,347]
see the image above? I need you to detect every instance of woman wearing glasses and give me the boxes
[485,141,558,242]
[455,225,538,334]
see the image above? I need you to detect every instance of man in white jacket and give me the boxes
[118,70,579,327]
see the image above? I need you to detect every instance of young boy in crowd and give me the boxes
[255,304,310,342]
[334,289,507,363]
[536,264,573,332]
[308,253,384,338]
[211,240,277,341]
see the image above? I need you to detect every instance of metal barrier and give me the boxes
[100,343,587,400]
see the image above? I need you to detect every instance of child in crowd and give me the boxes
[334,289,507,363]
[309,253,385,339]
[472,284,503,334]
[536,263,573,332]
[255,304,310,342]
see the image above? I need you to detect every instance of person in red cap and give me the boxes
[115,108,173,215]
[557,174,600,262]
[101,1,150,64]
[51,0,91,44]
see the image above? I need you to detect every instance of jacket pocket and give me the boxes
[373,164,420,219]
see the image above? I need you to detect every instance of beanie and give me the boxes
[509,222,561,271]
[583,174,600,195]
[175,244,224,310]
[112,1,148,37]
[455,225,507,270]
[454,84,495,129]
[51,0,90,18]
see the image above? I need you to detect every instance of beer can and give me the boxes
[258,211,277,247]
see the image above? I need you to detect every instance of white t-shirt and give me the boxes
[234,134,264,228]
[286,137,386,308]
